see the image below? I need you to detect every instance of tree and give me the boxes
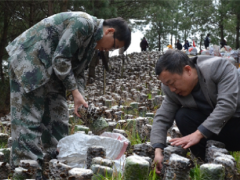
[227,0,240,49]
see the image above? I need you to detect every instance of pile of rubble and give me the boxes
[0,51,239,179]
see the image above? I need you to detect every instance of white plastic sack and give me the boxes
[188,46,197,55]
[113,154,126,173]
[57,132,129,168]
[222,56,236,65]
[201,50,210,55]
[100,132,129,159]
[230,49,240,60]
[220,47,226,53]
[209,46,214,56]
[224,46,232,52]
[163,48,173,54]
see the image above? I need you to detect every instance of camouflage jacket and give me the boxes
[6,12,103,94]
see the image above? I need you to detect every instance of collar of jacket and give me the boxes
[194,59,214,108]
[93,18,104,42]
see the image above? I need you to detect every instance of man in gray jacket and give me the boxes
[151,50,240,174]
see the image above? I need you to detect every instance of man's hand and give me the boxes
[72,89,88,117]
[169,130,204,149]
[153,148,164,174]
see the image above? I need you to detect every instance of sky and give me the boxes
[109,29,144,57]
[107,28,202,57]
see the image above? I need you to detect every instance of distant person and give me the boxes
[183,40,190,50]
[140,37,149,51]
[176,40,182,50]
[167,44,173,49]
[220,39,227,48]
[204,33,211,49]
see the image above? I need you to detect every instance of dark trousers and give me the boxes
[175,108,240,161]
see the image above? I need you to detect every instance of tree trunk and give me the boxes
[158,33,161,51]
[62,0,68,12]
[0,5,9,83]
[48,0,54,16]
[184,30,187,41]
[200,34,203,52]
[219,20,224,42]
[170,34,173,46]
[236,13,240,49]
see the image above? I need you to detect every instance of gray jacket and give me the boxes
[150,55,240,147]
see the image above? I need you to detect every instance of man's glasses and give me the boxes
[109,32,116,51]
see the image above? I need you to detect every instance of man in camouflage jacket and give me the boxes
[6,11,131,173]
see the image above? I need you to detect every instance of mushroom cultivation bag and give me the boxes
[57,132,129,168]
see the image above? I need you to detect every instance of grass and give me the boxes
[189,164,201,180]
[154,105,160,111]
[230,151,240,174]
[189,151,240,179]
[126,130,142,145]
[148,118,153,125]
[147,93,152,100]
[92,171,122,180]
[92,147,240,180]
[0,142,7,148]
[148,165,161,180]
[0,122,9,134]
[89,165,161,180]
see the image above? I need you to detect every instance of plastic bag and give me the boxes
[188,47,197,55]
[201,50,210,55]
[57,132,129,168]
[224,46,232,52]
[100,132,129,159]
[113,154,126,173]
[213,45,221,56]
[222,51,237,65]
[220,47,225,53]
[230,49,240,61]
[209,46,214,56]
[223,56,237,65]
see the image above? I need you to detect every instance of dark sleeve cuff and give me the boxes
[152,143,167,150]
[198,125,213,139]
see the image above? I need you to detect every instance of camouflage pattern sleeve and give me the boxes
[75,71,86,97]
[52,17,93,91]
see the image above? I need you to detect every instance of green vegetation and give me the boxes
[90,166,161,180]
[0,122,9,134]
[190,164,201,180]
[148,118,154,125]
[153,105,160,111]
[0,142,7,148]
[147,93,152,100]
[148,165,161,180]
[230,151,240,174]
[126,130,142,146]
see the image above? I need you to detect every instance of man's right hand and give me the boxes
[153,148,164,174]
[72,89,88,117]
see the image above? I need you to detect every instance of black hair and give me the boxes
[103,17,131,51]
[155,50,195,76]
[207,33,210,36]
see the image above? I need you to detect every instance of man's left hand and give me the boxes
[169,130,204,149]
